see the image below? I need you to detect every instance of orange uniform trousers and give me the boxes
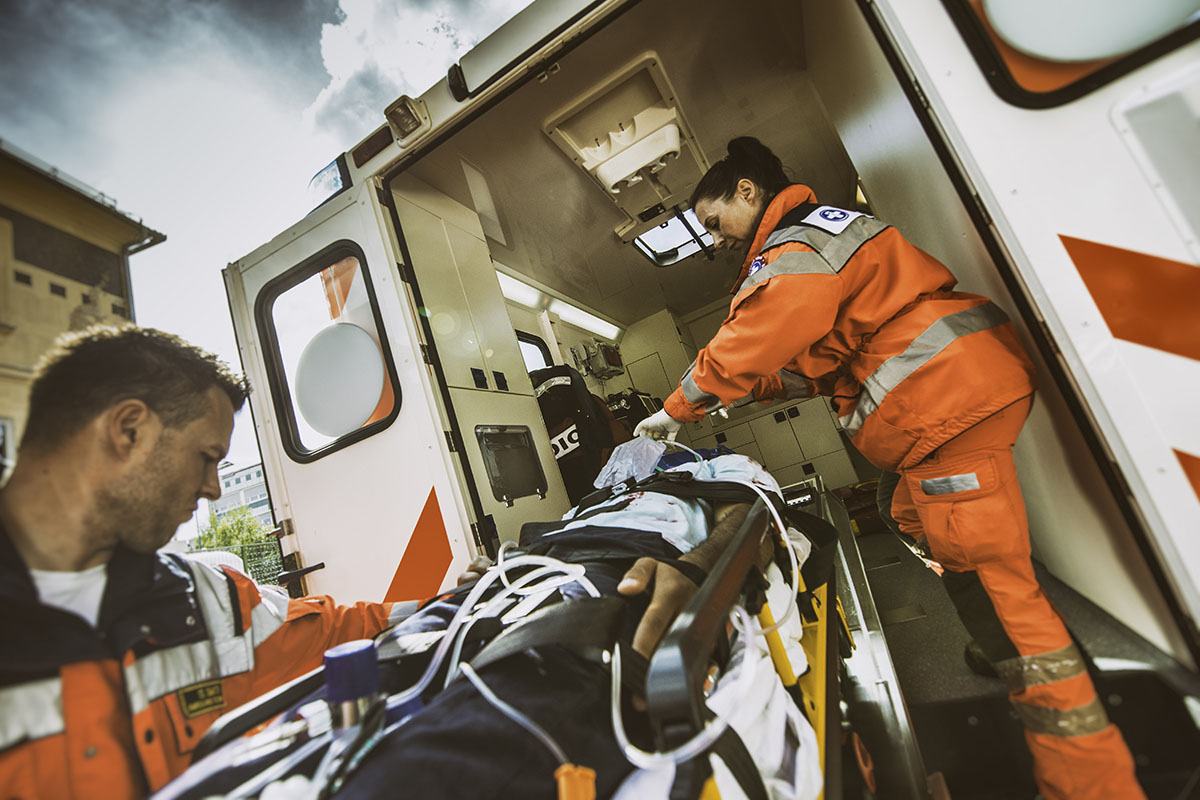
[890,396,1144,799]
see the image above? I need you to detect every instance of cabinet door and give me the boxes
[788,399,843,459]
[748,411,803,471]
[445,225,533,396]
[810,451,859,489]
[712,421,755,450]
[394,197,486,391]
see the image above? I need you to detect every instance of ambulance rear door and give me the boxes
[223,179,477,602]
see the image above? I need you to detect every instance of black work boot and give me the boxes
[964,640,999,679]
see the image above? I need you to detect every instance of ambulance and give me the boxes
[221,0,1200,793]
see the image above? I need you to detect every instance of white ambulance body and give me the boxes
[224,0,1200,684]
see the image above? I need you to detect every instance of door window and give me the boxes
[257,241,402,462]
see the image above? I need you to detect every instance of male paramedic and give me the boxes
[633,136,1143,799]
[0,325,406,798]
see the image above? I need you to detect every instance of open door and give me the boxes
[223,181,477,603]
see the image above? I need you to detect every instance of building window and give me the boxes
[111,303,129,318]
[13,271,31,286]
[515,330,553,372]
[49,283,66,298]
[81,293,92,304]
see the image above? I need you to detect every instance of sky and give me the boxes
[0,0,533,471]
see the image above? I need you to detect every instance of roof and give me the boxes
[0,137,166,254]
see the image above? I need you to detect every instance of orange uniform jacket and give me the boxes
[0,526,403,798]
[664,185,1034,470]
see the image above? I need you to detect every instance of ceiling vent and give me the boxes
[543,53,709,240]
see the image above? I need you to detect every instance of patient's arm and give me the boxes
[618,502,756,657]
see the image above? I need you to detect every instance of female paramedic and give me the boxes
[633,137,1143,799]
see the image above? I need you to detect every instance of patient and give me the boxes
[162,454,818,800]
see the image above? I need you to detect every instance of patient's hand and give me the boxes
[456,555,493,586]
[618,558,698,657]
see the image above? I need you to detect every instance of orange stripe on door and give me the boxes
[383,488,453,603]
[1060,236,1200,361]
[1175,450,1200,504]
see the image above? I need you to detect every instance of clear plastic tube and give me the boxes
[386,554,599,712]
[460,662,568,766]
[609,606,763,769]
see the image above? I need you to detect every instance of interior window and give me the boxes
[259,243,402,461]
[633,207,713,267]
[516,330,553,371]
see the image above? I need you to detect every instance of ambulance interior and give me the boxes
[239,0,1200,795]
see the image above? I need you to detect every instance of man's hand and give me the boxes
[455,555,493,586]
[618,557,699,657]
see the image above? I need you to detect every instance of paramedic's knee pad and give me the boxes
[903,450,1026,570]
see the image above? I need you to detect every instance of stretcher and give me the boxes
[159,456,887,800]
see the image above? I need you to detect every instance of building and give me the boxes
[212,462,273,529]
[0,138,165,469]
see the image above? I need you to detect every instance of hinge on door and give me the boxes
[396,261,411,283]
[270,518,295,540]
[420,343,433,365]
[376,185,390,205]
[468,522,486,552]
[444,430,457,452]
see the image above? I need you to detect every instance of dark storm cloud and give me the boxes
[0,0,342,160]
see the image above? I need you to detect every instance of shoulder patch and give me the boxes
[800,205,865,235]
[747,255,766,276]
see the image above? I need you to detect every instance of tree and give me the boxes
[193,506,271,550]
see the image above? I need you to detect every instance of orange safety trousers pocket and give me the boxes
[902,448,1030,572]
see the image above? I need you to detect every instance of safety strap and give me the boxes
[470,597,627,674]
[668,721,769,800]
[577,471,786,518]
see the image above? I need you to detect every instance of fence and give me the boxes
[191,540,283,586]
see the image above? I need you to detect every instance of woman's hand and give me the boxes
[633,409,682,441]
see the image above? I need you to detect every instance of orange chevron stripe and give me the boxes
[1175,450,1200,504]
[383,487,453,602]
[1060,236,1200,361]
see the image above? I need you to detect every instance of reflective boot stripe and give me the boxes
[1013,697,1110,737]
[761,215,890,272]
[0,677,63,749]
[994,643,1087,692]
[844,303,1011,434]
[738,250,834,293]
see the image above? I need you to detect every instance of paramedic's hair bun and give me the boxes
[691,136,791,206]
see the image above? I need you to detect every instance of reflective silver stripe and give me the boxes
[125,559,289,713]
[0,677,63,749]
[995,643,1087,692]
[535,376,571,397]
[1012,697,1110,737]
[777,369,812,400]
[680,361,720,410]
[389,600,420,627]
[920,472,981,495]
[761,215,890,272]
[739,250,833,293]
[844,303,1010,434]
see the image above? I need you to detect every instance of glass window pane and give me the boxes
[518,339,551,371]
[633,208,713,267]
[269,254,397,453]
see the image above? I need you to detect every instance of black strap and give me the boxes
[469,596,626,673]
[668,723,769,800]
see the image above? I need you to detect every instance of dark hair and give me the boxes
[690,137,791,208]
[21,324,249,452]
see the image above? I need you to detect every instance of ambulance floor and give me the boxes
[855,531,1200,799]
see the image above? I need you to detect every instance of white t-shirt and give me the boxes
[30,563,108,628]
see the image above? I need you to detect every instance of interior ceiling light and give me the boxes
[495,271,543,309]
[548,299,621,341]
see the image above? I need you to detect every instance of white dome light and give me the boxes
[984,0,1200,63]
[295,322,386,438]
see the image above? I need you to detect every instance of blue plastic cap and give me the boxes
[323,639,379,703]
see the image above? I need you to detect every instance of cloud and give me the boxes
[303,0,534,143]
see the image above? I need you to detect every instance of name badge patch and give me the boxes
[801,205,864,235]
[178,680,226,718]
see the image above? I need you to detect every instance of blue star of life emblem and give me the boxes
[747,255,766,276]
[819,208,849,222]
